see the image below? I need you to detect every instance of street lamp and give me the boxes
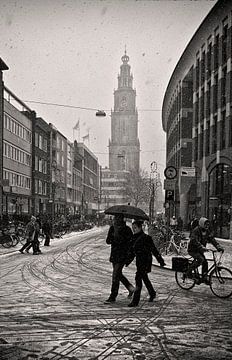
[96,110,106,117]
[149,161,157,225]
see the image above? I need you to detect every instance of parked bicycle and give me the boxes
[0,228,19,248]
[174,249,232,298]
[165,233,189,256]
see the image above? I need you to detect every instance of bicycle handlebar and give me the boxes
[207,249,224,253]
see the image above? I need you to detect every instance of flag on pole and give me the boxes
[73,120,80,130]
[82,133,89,141]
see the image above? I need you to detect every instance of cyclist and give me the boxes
[187,217,224,284]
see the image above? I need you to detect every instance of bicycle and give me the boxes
[165,233,189,256]
[0,227,20,248]
[174,249,232,298]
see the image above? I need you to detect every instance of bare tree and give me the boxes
[125,169,150,207]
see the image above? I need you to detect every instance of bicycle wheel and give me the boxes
[1,235,13,248]
[38,233,45,244]
[166,243,176,256]
[10,235,19,247]
[19,236,27,245]
[209,266,232,298]
[175,271,196,290]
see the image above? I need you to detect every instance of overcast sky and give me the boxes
[0,0,216,178]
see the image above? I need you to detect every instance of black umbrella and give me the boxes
[105,204,149,221]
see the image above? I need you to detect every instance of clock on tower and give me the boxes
[120,96,127,111]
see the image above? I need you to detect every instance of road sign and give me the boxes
[164,166,177,179]
[180,167,196,177]
[164,179,176,190]
[165,190,174,202]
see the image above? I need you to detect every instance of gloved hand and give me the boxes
[202,247,209,252]
[159,260,166,267]
[217,247,224,253]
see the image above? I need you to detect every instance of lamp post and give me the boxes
[149,161,157,225]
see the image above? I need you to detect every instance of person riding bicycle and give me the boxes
[187,217,224,284]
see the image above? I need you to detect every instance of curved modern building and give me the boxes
[162,0,232,238]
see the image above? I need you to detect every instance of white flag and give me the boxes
[73,120,80,130]
[82,133,89,141]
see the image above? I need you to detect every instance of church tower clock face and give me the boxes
[120,96,127,111]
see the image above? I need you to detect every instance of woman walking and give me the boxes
[128,220,165,307]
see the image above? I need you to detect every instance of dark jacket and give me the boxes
[188,226,221,254]
[131,230,165,273]
[106,223,133,263]
[42,221,51,234]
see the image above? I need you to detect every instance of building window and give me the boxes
[206,80,211,117]
[212,116,217,154]
[230,113,232,146]
[201,50,205,84]
[200,87,204,121]
[35,156,38,171]
[221,67,227,107]
[44,138,48,152]
[39,158,43,172]
[194,128,198,161]
[213,74,218,112]
[214,33,219,69]
[222,22,228,64]
[207,42,212,77]
[3,169,31,190]
[220,111,226,150]
[195,92,199,124]
[39,135,43,150]
[200,124,204,159]
[205,120,210,156]
[3,141,31,166]
[38,180,42,195]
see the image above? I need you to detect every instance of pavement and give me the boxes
[0,227,232,359]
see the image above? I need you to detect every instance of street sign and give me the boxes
[165,190,174,202]
[180,167,196,177]
[164,179,176,190]
[164,166,177,179]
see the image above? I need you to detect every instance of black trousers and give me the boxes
[110,262,133,299]
[188,251,208,276]
[44,232,51,246]
[132,269,156,305]
[20,239,39,254]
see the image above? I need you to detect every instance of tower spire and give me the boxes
[119,49,132,88]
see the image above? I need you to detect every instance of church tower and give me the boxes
[109,51,140,173]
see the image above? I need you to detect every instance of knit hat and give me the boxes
[31,216,36,221]
[198,217,209,228]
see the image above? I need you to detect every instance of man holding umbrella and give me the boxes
[105,213,135,303]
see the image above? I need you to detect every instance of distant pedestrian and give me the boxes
[105,214,135,304]
[128,220,166,307]
[19,216,40,255]
[177,217,183,231]
[24,216,42,254]
[170,216,177,229]
[190,217,199,236]
[42,217,52,246]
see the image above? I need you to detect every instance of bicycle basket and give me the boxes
[172,257,189,271]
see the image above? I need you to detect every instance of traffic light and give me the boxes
[165,190,174,202]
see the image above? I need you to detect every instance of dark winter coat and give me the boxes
[106,223,133,264]
[42,221,52,234]
[130,230,165,273]
[188,226,221,254]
